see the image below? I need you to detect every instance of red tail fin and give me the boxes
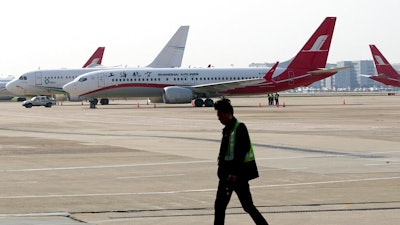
[82,47,105,68]
[286,17,336,70]
[369,45,400,79]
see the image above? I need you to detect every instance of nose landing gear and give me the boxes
[89,98,98,108]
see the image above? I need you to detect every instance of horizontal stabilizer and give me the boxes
[309,66,352,75]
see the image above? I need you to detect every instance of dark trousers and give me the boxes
[214,180,269,225]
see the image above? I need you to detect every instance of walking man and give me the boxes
[213,98,269,225]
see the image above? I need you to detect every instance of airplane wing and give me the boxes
[35,86,66,93]
[309,65,352,75]
[187,63,349,95]
[189,62,279,95]
[360,73,386,78]
[190,77,264,94]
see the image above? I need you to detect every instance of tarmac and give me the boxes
[0,94,399,225]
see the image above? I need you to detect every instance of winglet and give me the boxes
[83,47,105,68]
[263,61,279,83]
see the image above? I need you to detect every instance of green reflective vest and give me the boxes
[225,121,255,163]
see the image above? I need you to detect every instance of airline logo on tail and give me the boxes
[83,47,105,68]
[373,55,387,66]
[302,35,329,52]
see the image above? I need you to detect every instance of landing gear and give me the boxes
[194,99,204,107]
[100,98,109,105]
[193,98,214,107]
[204,98,214,107]
[88,98,108,108]
[89,98,98,108]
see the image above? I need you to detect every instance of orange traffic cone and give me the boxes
[258,103,262,108]
[343,99,346,105]
[137,102,140,108]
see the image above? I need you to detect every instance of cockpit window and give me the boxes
[19,76,27,80]
[78,77,87,82]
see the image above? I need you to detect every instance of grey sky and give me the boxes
[0,0,399,77]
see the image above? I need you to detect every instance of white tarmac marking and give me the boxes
[1,154,348,173]
[366,162,400,166]
[1,176,399,199]
[3,160,213,172]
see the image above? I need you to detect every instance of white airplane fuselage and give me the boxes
[63,66,324,100]
[6,68,107,96]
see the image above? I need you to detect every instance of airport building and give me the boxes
[333,60,376,90]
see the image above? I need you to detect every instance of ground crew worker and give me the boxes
[268,93,274,105]
[213,98,269,225]
[274,93,279,105]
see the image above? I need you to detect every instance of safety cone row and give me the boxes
[258,102,287,108]
[135,102,159,109]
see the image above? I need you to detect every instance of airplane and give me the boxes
[0,76,26,100]
[0,80,14,100]
[63,17,349,107]
[365,45,400,87]
[5,46,106,100]
[6,25,190,103]
[0,47,105,101]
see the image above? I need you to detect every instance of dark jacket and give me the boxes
[218,117,259,181]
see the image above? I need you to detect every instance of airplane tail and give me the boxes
[280,17,336,71]
[369,45,400,79]
[146,26,189,68]
[83,47,105,68]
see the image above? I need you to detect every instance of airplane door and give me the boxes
[35,72,42,85]
[98,73,106,88]
[288,71,295,86]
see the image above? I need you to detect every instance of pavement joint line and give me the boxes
[1,176,399,199]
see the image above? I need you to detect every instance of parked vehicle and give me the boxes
[22,96,56,108]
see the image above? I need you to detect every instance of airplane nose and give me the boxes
[63,82,75,94]
[5,81,21,95]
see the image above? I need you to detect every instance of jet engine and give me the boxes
[162,86,193,104]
